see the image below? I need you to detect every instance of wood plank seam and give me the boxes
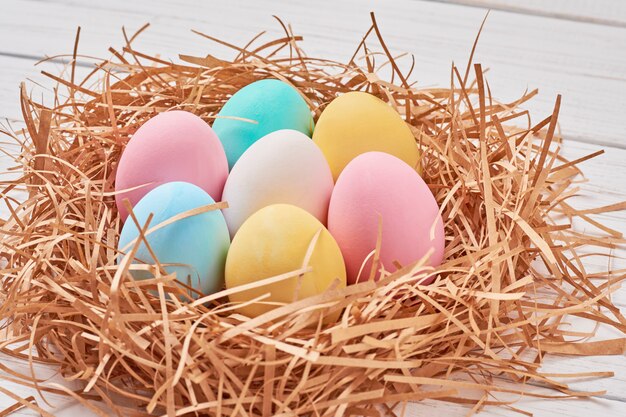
[430,0,626,28]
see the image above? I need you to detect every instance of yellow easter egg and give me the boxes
[225,204,346,318]
[312,91,419,180]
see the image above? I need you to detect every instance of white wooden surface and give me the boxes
[435,0,626,26]
[1,0,626,416]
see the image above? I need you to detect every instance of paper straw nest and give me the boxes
[1,15,626,417]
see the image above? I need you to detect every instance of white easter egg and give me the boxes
[222,129,334,237]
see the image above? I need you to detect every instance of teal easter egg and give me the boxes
[212,79,314,169]
[117,181,230,296]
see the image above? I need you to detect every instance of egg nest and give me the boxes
[1,15,625,417]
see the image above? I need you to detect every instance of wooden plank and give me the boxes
[0,56,72,122]
[0,0,625,148]
[406,393,626,417]
[0,353,84,417]
[434,0,626,27]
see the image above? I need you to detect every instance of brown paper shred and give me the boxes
[0,395,36,417]
[0,387,54,417]
[1,13,626,417]
[540,338,626,356]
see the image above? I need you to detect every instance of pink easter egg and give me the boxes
[328,152,445,285]
[115,111,228,221]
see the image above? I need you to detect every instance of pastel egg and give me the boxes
[328,152,444,285]
[118,182,230,296]
[222,129,333,237]
[115,110,228,221]
[212,79,314,169]
[312,91,419,181]
[225,204,346,318]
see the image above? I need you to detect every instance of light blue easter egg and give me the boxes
[213,79,314,169]
[117,181,230,297]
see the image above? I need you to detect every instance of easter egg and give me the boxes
[312,91,419,181]
[118,182,230,296]
[115,110,228,221]
[222,129,334,237]
[212,79,314,169]
[225,204,346,318]
[328,152,444,285]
